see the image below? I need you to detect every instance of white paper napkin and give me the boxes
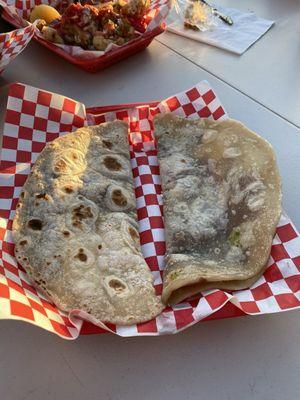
[166,4,275,54]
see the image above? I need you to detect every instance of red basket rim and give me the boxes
[86,100,160,115]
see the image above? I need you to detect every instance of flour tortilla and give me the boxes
[154,114,282,305]
[13,122,163,325]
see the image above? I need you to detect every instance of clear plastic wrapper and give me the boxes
[174,0,218,32]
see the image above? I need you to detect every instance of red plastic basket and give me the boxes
[2,10,165,72]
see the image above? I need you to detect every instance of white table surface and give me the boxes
[1,4,300,399]
[160,0,300,127]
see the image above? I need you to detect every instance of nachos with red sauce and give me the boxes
[34,0,150,50]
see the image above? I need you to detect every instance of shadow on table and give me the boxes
[0,310,299,400]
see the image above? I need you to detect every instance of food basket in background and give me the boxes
[0,0,170,72]
[1,80,300,339]
[0,7,34,72]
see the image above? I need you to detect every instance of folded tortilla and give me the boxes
[154,114,282,305]
[13,122,163,325]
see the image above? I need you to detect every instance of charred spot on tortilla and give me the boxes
[75,249,88,262]
[54,159,67,173]
[129,226,139,241]
[64,186,74,193]
[102,140,113,149]
[35,193,49,200]
[109,278,126,292]
[112,189,128,206]
[72,205,93,227]
[104,156,122,171]
[27,219,43,230]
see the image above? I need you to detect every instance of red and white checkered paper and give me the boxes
[1,80,300,339]
[0,0,170,60]
[0,4,34,73]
